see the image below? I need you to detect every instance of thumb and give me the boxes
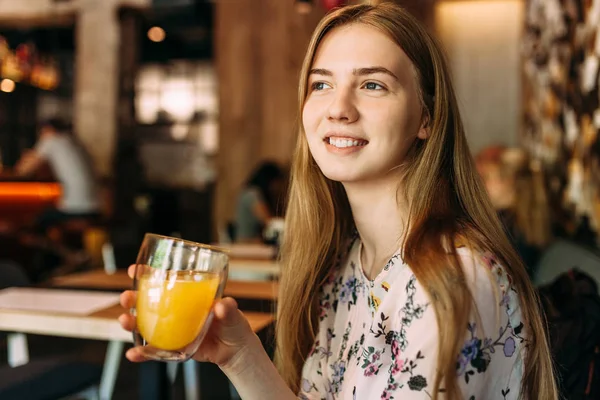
[213,297,245,328]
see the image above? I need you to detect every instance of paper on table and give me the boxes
[0,288,119,316]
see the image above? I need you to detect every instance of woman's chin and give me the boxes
[320,170,365,184]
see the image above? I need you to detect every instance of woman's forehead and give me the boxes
[311,23,413,77]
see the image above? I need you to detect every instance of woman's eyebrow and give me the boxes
[308,68,333,76]
[308,66,399,81]
[353,67,399,81]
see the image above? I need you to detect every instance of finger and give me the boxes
[120,290,136,308]
[213,297,242,327]
[118,313,136,332]
[214,297,238,317]
[128,265,136,279]
[125,347,148,363]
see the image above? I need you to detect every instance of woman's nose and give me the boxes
[326,88,359,123]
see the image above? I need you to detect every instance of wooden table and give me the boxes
[50,269,279,301]
[100,243,280,281]
[100,257,279,281]
[0,302,274,342]
[0,288,274,400]
[231,258,280,280]
[220,243,277,260]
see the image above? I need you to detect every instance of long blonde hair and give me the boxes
[276,3,557,399]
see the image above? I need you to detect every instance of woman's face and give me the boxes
[302,23,427,184]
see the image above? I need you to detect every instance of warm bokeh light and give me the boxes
[171,123,189,141]
[147,26,166,43]
[295,0,312,14]
[0,78,15,93]
[0,182,60,203]
[161,78,195,121]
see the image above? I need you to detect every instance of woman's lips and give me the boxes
[323,136,368,154]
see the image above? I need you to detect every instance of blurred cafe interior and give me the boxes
[0,0,598,399]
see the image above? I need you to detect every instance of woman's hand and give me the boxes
[119,265,296,400]
[118,265,260,371]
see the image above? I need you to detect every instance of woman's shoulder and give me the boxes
[454,245,524,339]
[454,245,513,295]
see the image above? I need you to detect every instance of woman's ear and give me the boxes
[417,113,430,140]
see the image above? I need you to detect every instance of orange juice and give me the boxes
[136,271,221,351]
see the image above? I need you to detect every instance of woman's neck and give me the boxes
[343,177,407,279]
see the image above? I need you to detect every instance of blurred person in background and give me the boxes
[475,145,552,277]
[119,3,557,400]
[12,118,100,277]
[14,118,100,233]
[234,161,285,243]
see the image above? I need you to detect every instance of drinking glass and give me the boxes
[132,233,228,361]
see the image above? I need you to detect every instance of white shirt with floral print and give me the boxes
[299,237,525,400]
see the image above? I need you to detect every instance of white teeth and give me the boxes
[328,138,365,148]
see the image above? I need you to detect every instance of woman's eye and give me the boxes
[364,82,384,91]
[311,82,331,91]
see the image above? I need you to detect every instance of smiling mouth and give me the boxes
[325,137,369,148]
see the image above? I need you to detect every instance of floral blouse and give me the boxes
[299,237,525,399]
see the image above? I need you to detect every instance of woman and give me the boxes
[235,161,285,243]
[475,146,552,276]
[119,4,557,399]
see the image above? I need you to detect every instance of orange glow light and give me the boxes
[0,182,61,203]
[148,27,166,43]
[0,79,15,93]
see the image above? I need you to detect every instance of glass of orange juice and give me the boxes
[132,233,228,361]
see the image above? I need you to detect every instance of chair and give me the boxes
[0,260,30,290]
[533,239,600,289]
[54,218,97,251]
[0,261,31,368]
[0,357,102,400]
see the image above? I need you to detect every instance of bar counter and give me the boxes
[0,180,60,203]
[0,178,61,225]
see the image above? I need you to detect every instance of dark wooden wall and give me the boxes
[214,0,324,229]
